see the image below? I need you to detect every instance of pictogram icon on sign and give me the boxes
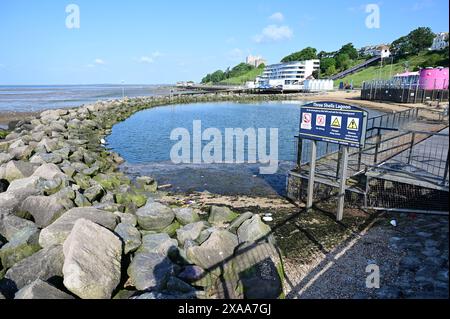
[316,114,326,127]
[331,116,342,129]
[301,112,312,130]
[347,118,359,131]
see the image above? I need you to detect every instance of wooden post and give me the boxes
[408,132,416,164]
[337,146,349,221]
[306,140,317,211]
[296,138,303,170]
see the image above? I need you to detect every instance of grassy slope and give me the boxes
[219,67,265,85]
[334,51,448,88]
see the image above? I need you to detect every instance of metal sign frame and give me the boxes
[299,101,368,148]
[300,101,368,221]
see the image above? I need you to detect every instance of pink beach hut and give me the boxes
[419,67,449,90]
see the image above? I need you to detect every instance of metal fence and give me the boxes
[296,108,421,166]
[289,107,449,214]
[361,80,449,103]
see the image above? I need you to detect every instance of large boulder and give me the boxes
[0,226,40,269]
[20,195,69,228]
[83,184,104,202]
[0,153,12,165]
[233,242,284,299]
[15,279,74,299]
[32,163,66,180]
[227,212,254,234]
[3,161,36,182]
[174,207,200,225]
[5,245,64,290]
[208,206,238,225]
[136,201,175,231]
[237,215,271,243]
[0,214,36,241]
[186,230,238,270]
[114,223,141,254]
[137,233,178,256]
[127,252,175,291]
[176,221,208,246]
[39,207,118,248]
[62,218,122,299]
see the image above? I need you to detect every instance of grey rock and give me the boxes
[208,206,238,225]
[0,214,36,241]
[4,160,36,181]
[186,230,238,270]
[15,279,74,299]
[127,252,174,291]
[137,233,178,256]
[33,163,67,180]
[136,201,175,231]
[83,184,104,202]
[114,212,137,226]
[176,221,207,246]
[227,212,254,234]
[166,276,196,293]
[174,207,200,225]
[39,207,118,248]
[0,226,41,269]
[29,153,63,165]
[0,153,12,165]
[20,195,67,228]
[237,215,271,243]
[63,218,122,299]
[114,223,141,254]
[74,191,91,207]
[233,241,284,299]
[5,245,64,290]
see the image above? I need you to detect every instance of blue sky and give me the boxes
[0,0,448,85]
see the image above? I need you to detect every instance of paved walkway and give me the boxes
[286,213,449,299]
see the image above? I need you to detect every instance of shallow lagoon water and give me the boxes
[107,102,383,196]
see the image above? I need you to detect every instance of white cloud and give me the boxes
[136,51,162,64]
[94,58,105,65]
[138,56,154,64]
[412,0,434,11]
[254,25,293,43]
[151,51,162,58]
[269,12,284,22]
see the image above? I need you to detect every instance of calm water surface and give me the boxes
[107,102,383,196]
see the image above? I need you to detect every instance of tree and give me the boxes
[320,57,336,74]
[339,43,358,60]
[408,27,435,54]
[210,70,225,83]
[281,47,318,62]
[335,53,351,70]
[326,65,337,76]
[391,35,413,57]
[201,74,211,84]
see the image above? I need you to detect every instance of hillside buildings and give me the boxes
[430,32,449,51]
[246,55,267,68]
[359,44,391,58]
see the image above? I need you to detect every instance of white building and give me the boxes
[430,32,449,51]
[303,79,334,92]
[258,60,320,91]
[359,44,391,58]
[246,55,267,68]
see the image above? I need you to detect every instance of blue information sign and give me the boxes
[299,101,368,148]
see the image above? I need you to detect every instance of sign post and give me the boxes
[306,140,317,210]
[337,146,349,220]
[298,101,368,221]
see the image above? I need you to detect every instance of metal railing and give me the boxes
[296,108,421,166]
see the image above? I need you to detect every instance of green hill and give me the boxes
[335,50,449,88]
[219,67,264,85]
